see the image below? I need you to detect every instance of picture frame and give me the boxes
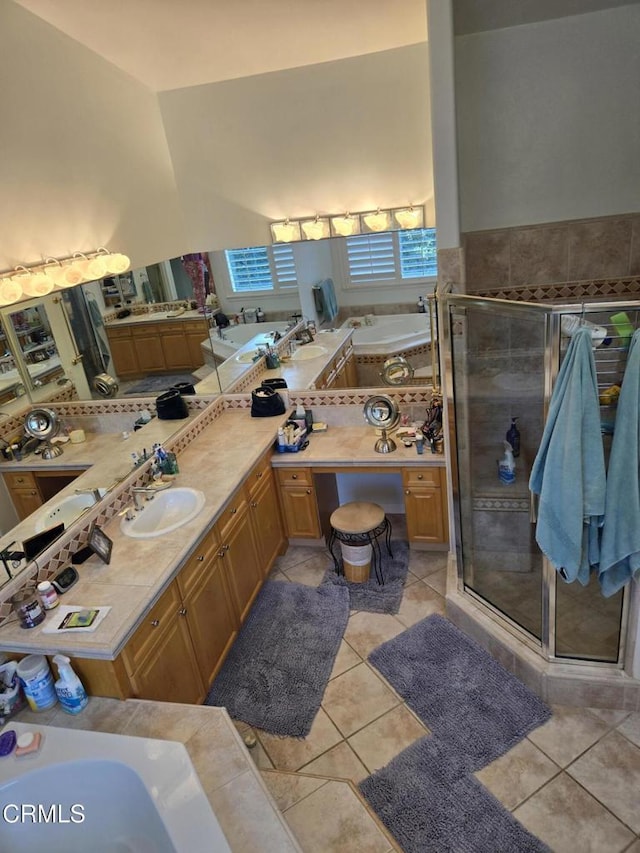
[88,523,113,565]
[296,328,314,345]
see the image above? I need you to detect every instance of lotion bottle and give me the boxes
[506,418,520,457]
[498,442,516,485]
[53,655,88,714]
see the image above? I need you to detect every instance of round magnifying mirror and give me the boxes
[93,373,120,398]
[363,395,400,453]
[380,356,414,386]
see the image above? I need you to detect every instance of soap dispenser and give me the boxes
[506,418,520,457]
[498,442,516,485]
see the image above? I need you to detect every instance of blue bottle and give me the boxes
[506,418,520,458]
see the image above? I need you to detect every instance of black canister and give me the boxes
[155,388,189,420]
[12,589,46,629]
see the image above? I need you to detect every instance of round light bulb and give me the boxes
[363,211,391,232]
[105,253,130,274]
[23,272,54,297]
[44,262,66,286]
[0,278,23,305]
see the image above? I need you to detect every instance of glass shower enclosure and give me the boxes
[443,294,632,666]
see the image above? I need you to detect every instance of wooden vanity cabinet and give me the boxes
[246,455,286,577]
[106,318,209,379]
[132,323,165,374]
[216,493,262,624]
[403,467,448,544]
[3,469,85,521]
[276,467,322,539]
[160,322,192,371]
[105,326,138,379]
[121,580,205,705]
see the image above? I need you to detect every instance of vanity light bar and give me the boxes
[0,249,131,307]
[271,205,425,244]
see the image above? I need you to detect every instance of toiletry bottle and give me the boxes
[52,655,88,715]
[498,442,516,485]
[257,307,265,322]
[417,296,426,313]
[506,418,520,457]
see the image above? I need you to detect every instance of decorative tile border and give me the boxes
[473,497,530,512]
[476,277,640,304]
[355,342,432,366]
[290,387,434,408]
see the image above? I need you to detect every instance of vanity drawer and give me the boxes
[246,453,271,497]
[105,325,132,338]
[403,467,443,489]
[161,322,186,334]
[122,581,182,676]
[184,321,208,333]
[3,471,37,490]
[217,491,249,540]
[177,526,220,599]
[276,467,313,487]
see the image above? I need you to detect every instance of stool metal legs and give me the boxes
[328,515,393,585]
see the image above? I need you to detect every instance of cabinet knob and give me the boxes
[405,489,411,495]
[230,507,237,515]
[30,490,37,496]
[151,619,160,627]
[178,607,187,617]
[218,549,225,557]
[291,473,298,480]
[417,474,424,480]
[251,501,258,508]
[306,489,312,495]
[256,471,263,479]
[197,555,204,562]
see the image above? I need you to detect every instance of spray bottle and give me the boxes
[53,655,88,714]
[498,442,516,485]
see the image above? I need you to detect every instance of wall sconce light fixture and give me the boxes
[0,248,131,308]
[271,204,425,244]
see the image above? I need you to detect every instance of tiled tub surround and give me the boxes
[462,211,640,301]
[12,698,301,852]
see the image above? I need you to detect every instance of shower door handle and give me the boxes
[529,490,538,524]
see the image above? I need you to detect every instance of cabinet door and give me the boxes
[129,612,205,704]
[161,329,191,371]
[11,487,43,521]
[249,472,286,577]
[185,552,238,688]
[220,503,262,624]
[404,485,447,544]
[108,336,139,378]
[278,485,321,538]
[133,332,164,373]
[343,354,358,387]
[185,322,209,369]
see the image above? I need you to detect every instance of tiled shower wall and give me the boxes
[462,212,640,301]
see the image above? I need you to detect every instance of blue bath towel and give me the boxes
[598,329,640,596]
[529,328,605,585]
[312,278,338,324]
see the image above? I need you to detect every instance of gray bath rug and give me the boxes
[359,736,550,853]
[321,539,410,614]
[205,580,349,737]
[368,614,551,772]
[123,372,199,396]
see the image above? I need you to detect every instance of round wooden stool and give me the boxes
[328,501,393,585]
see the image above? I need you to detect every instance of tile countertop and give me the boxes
[0,416,443,660]
[272,425,445,468]
[0,412,201,558]
[104,308,213,327]
[0,409,286,660]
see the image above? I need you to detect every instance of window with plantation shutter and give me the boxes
[344,228,437,285]
[225,244,297,293]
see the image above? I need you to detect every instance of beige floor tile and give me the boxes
[275,546,327,571]
[395,581,445,628]
[247,737,275,770]
[257,708,343,771]
[423,566,447,596]
[15,704,65,726]
[330,640,362,680]
[587,707,630,727]
[285,553,331,586]
[260,770,328,811]
[474,738,560,810]
[407,550,448,579]
[209,769,299,853]
[513,772,634,853]
[322,662,400,737]
[284,779,392,853]
[622,839,640,853]
[617,711,640,747]
[567,730,640,833]
[300,740,369,784]
[404,569,422,587]
[527,704,611,767]
[269,569,290,583]
[348,704,428,773]
[343,610,404,658]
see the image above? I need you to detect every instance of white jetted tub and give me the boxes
[0,723,231,853]
[202,321,291,364]
[341,314,431,356]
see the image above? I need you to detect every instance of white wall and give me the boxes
[455,5,640,232]
[0,2,188,272]
[158,44,433,253]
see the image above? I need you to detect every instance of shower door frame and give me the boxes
[442,293,632,670]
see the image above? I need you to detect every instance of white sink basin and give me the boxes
[121,487,206,539]
[35,489,108,532]
[291,344,329,361]
[235,350,260,363]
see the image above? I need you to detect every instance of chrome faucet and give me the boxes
[132,487,158,510]
[75,487,102,504]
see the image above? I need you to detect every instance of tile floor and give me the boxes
[236,532,640,853]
